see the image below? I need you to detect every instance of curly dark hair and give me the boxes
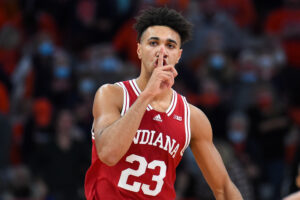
[134,7,193,45]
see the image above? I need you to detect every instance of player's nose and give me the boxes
[156,47,167,58]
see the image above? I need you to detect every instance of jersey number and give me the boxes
[117,154,166,196]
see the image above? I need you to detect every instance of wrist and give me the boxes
[139,90,155,103]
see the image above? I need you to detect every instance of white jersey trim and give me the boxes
[115,82,130,116]
[180,96,191,156]
[130,79,152,111]
[166,90,177,117]
[131,79,177,114]
[129,79,140,97]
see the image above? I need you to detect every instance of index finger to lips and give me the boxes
[158,48,164,67]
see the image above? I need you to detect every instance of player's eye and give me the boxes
[167,43,175,49]
[149,41,158,46]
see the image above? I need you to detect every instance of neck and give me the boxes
[135,75,148,92]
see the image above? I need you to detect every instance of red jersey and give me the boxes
[85,79,191,200]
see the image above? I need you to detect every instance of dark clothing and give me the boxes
[247,105,290,200]
[32,139,89,200]
[247,106,290,161]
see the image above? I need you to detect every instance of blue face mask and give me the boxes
[117,0,130,14]
[54,66,71,79]
[38,41,54,56]
[79,79,96,94]
[228,131,246,143]
[258,56,273,68]
[209,55,225,70]
[98,57,121,72]
[241,72,257,83]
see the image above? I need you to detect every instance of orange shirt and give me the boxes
[113,19,140,67]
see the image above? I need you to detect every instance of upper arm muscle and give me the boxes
[189,104,229,192]
[92,84,123,135]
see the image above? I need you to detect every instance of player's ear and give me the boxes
[176,49,183,64]
[137,43,142,59]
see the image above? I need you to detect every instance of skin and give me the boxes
[283,191,300,200]
[92,25,243,200]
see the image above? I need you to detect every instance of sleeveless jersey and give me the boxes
[85,79,191,200]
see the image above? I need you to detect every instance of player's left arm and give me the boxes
[189,104,243,200]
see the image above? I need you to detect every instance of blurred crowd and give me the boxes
[0,0,300,199]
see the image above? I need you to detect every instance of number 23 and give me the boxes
[118,154,167,196]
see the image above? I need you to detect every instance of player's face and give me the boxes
[137,26,182,73]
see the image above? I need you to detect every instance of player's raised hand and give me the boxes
[143,48,178,99]
[157,47,164,68]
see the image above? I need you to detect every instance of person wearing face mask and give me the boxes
[50,50,78,109]
[84,7,242,200]
[31,39,55,98]
[265,0,300,107]
[204,50,235,89]
[246,85,291,200]
[227,112,248,154]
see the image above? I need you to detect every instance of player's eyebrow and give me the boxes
[148,37,160,41]
[167,39,177,45]
[148,37,178,45]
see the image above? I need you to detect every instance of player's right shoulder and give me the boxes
[93,83,123,110]
[96,83,123,98]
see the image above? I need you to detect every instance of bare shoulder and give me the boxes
[188,104,213,142]
[95,83,123,100]
[93,83,124,118]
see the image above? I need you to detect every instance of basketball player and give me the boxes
[85,7,243,200]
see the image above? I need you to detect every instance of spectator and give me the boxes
[194,46,236,91]
[265,0,300,69]
[1,0,298,199]
[190,78,230,139]
[233,49,258,110]
[0,0,23,77]
[246,85,291,200]
[113,0,157,68]
[217,0,257,29]
[22,98,54,165]
[4,165,33,199]
[227,112,249,157]
[32,109,89,200]
[176,141,254,200]
[31,33,55,98]
[182,0,243,63]
[265,0,300,106]
[50,49,77,108]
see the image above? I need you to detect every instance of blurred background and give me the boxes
[0,0,299,199]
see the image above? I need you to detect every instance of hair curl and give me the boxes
[134,7,193,45]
